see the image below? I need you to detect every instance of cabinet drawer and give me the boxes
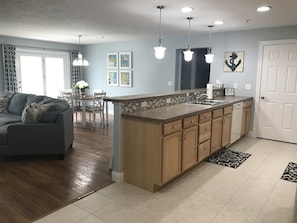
[199,121,211,143]
[224,106,233,115]
[243,100,252,108]
[199,111,211,123]
[163,120,182,135]
[212,108,223,118]
[183,115,198,128]
[198,140,210,162]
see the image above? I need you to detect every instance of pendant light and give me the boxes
[205,25,214,64]
[183,17,194,62]
[73,35,90,66]
[154,5,166,59]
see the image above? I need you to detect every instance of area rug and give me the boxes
[207,149,251,169]
[281,162,297,183]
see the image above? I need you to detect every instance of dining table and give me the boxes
[72,94,108,128]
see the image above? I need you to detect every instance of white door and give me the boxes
[257,41,297,143]
[16,48,71,98]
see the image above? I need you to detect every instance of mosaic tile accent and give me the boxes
[207,149,251,169]
[281,162,297,183]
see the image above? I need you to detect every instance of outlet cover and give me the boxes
[234,83,238,89]
[245,84,251,89]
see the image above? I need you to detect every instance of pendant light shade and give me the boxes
[205,25,214,64]
[73,35,89,66]
[154,5,166,59]
[183,17,194,62]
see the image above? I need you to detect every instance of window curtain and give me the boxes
[71,51,81,91]
[1,44,18,92]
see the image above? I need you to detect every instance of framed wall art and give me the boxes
[107,70,118,86]
[224,51,245,72]
[119,52,132,69]
[107,52,118,69]
[119,70,132,87]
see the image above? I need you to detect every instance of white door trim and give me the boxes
[254,39,297,138]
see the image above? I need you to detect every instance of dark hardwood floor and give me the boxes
[0,116,114,223]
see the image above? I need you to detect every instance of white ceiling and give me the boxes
[1,0,297,45]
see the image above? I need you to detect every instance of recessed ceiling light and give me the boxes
[181,7,193,13]
[257,6,271,12]
[214,20,224,25]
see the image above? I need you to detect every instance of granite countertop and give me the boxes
[122,96,253,122]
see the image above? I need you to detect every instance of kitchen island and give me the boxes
[108,89,252,192]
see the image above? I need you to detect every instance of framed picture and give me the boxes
[119,70,132,87]
[224,51,245,72]
[107,52,118,69]
[107,70,118,86]
[119,52,132,69]
[225,88,235,96]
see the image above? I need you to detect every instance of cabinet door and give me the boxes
[182,125,198,171]
[211,117,222,154]
[162,131,182,184]
[222,113,232,147]
[199,121,211,143]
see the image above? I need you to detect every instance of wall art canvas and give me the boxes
[107,52,118,69]
[107,70,118,86]
[119,70,132,87]
[119,52,132,69]
[224,51,245,72]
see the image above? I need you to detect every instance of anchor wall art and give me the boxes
[224,51,245,72]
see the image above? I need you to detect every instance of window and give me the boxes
[16,48,71,98]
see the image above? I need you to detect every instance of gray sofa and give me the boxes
[0,92,74,158]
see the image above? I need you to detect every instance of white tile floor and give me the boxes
[34,137,297,223]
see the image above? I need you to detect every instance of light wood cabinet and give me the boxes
[182,115,198,171]
[211,108,223,154]
[162,131,181,183]
[241,100,252,136]
[198,111,211,162]
[221,106,233,147]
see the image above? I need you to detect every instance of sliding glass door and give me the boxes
[16,48,71,98]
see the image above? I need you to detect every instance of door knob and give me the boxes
[261,96,265,99]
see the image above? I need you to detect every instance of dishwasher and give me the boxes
[230,102,243,144]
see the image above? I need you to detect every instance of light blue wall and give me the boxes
[0,35,79,91]
[84,25,297,100]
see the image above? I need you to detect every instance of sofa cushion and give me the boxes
[0,113,22,126]
[25,95,45,108]
[40,101,69,123]
[0,92,15,113]
[7,93,31,115]
[22,102,54,124]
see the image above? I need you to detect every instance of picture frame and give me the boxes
[225,88,235,96]
[224,51,245,72]
[107,52,118,69]
[107,70,118,86]
[119,52,132,69]
[119,70,132,87]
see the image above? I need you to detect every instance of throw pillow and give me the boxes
[22,102,54,124]
[0,92,14,113]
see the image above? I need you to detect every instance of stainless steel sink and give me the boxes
[193,99,226,105]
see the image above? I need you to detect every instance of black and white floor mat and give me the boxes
[207,149,251,169]
[281,162,297,183]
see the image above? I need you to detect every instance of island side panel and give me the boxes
[122,117,162,192]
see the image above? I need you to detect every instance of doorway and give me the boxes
[175,48,210,90]
[256,39,297,144]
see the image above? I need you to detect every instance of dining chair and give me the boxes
[60,89,82,122]
[85,90,106,128]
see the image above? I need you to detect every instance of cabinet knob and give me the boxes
[261,96,265,99]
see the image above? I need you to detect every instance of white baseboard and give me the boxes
[112,171,124,183]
